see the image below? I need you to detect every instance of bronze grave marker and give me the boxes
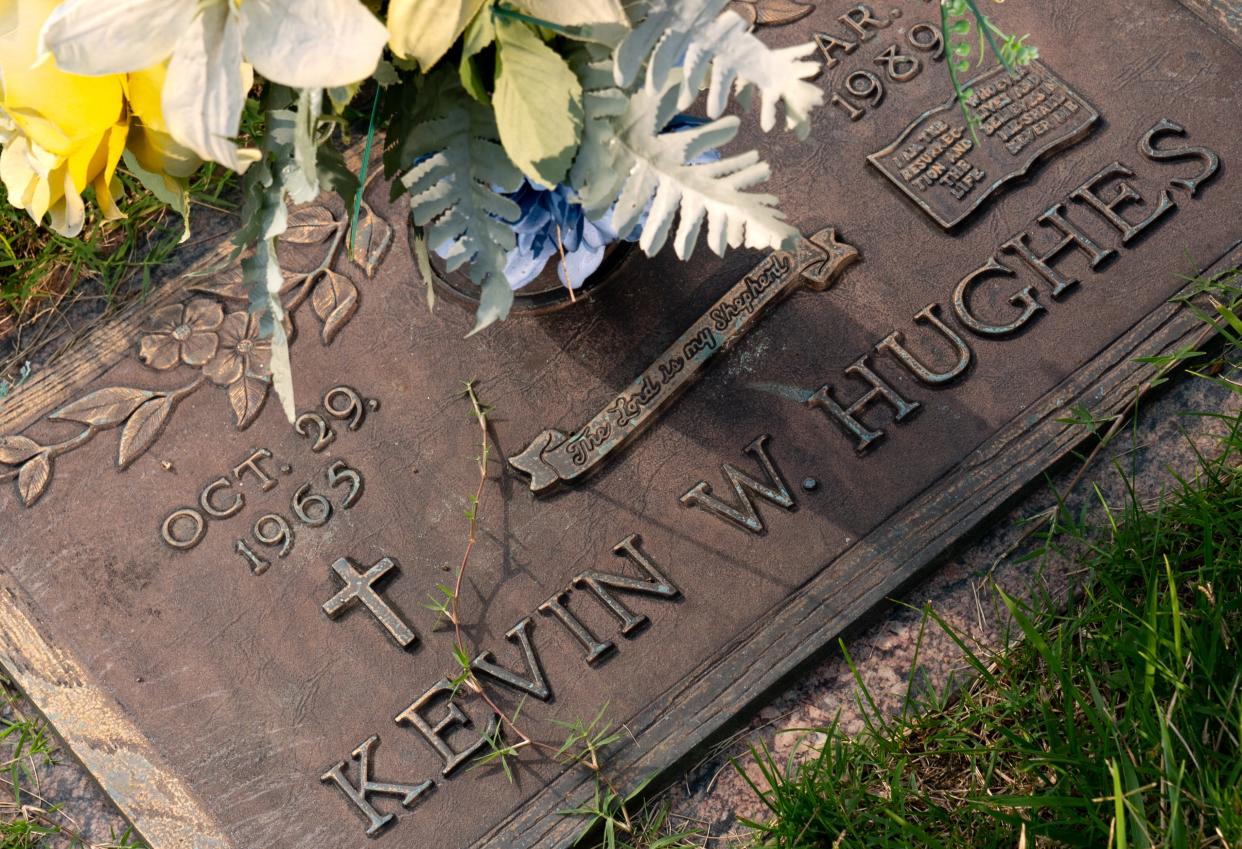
[2,1,1242,847]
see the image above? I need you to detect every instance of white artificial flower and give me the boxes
[40,0,388,172]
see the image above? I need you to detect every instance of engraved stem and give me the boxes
[54,374,202,460]
[44,426,97,460]
[1,375,208,483]
[166,374,207,404]
[285,223,348,314]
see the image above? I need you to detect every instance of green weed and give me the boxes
[0,681,147,848]
[737,410,1242,848]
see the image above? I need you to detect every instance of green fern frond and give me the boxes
[388,68,524,333]
[615,0,822,137]
[571,59,797,261]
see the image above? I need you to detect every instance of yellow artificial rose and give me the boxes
[125,64,201,189]
[0,0,193,236]
[0,0,126,234]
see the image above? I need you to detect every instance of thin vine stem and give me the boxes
[445,382,635,801]
[448,382,544,751]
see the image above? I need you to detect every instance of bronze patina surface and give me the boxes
[1,2,1241,848]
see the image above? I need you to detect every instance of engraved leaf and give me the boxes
[117,395,175,470]
[187,270,245,302]
[189,265,303,300]
[17,453,51,507]
[0,435,41,466]
[189,266,246,300]
[310,270,359,344]
[50,386,155,428]
[752,0,814,26]
[348,203,393,278]
[228,375,269,429]
[282,205,338,245]
[728,1,757,26]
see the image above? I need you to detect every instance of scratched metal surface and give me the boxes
[0,1,1240,848]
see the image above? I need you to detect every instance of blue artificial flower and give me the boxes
[499,180,621,290]
[433,114,723,292]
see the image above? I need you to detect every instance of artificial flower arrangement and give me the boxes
[0,0,1031,417]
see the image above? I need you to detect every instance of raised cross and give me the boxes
[322,557,417,648]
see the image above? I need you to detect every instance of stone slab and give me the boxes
[1,2,1241,848]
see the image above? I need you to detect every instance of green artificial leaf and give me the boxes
[565,49,630,212]
[411,225,436,310]
[288,87,323,204]
[389,67,523,333]
[571,59,797,260]
[326,82,361,113]
[493,18,583,188]
[508,0,631,43]
[255,242,296,425]
[515,0,628,27]
[388,0,486,70]
[236,88,300,424]
[373,59,400,87]
[615,0,822,138]
[459,5,496,103]
[469,274,515,338]
[122,149,190,242]
[317,144,359,211]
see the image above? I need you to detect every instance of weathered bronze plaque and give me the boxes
[2,2,1241,848]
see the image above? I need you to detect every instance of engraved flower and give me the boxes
[204,311,272,386]
[138,298,223,370]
